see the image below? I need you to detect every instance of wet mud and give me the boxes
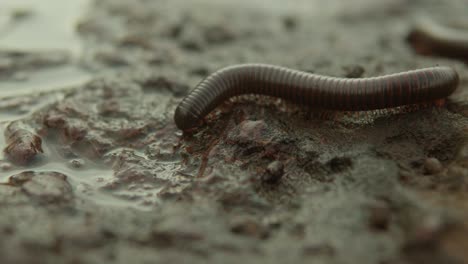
[0,0,468,263]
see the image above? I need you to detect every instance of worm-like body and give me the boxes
[407,17,468,60]
[174,64,459,130]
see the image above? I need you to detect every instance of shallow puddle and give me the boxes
[0,65,91,98]
[0,128,148,209]
[0,0,138,209]
[0,0,90,56]
[0,0,93,99]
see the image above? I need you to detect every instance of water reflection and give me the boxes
[0,65,90,97]
[0,122,145,209]
[0,0,135,209]
[0,0,90,56]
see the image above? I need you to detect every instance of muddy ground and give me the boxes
[0,0,468,263]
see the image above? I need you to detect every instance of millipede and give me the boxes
[407,17,468,60]
[174,64,459,130]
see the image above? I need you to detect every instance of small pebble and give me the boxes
[9,171,74,204]
[9,171,34,186]
[180,34,204,51]
[424,157,443,174]
[69,159,85,169]
[328,156,352,172]
[369,203,391,231]
[282,16,298,31]
[403,215,447,252]
[11,8,33,21]
[4,128,43,165]
[343,64,365,78]
[262,161,284,184]
[190,66,210,76]
[0,161,12,171]
[203,25,235,44]
[235,120,267,144]
[399,170,413,182]
[230,217,268,239]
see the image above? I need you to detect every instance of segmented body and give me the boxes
[174,64,459,130]
[407,17,468,60]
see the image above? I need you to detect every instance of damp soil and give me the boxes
[1,0,468,263]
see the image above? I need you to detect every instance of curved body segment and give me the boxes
[175,64,459,130]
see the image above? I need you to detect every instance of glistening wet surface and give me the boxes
[0,0,121,208]
[0,0,92,99]
[0,0,467,263]
[0,66,91,98]
[0,0,89,55]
